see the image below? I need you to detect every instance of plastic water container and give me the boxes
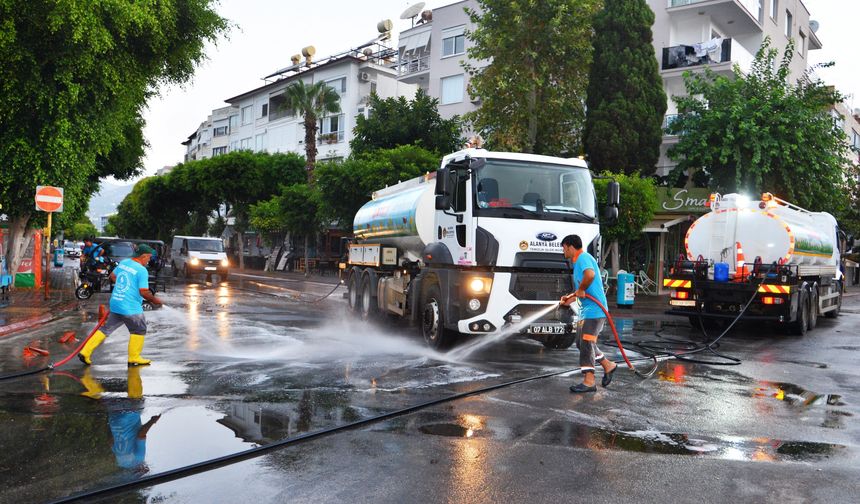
[53,248,64,267]
[714,262,729,282]
[616,272,635,308]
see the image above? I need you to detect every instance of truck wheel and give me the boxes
[791,293,809,336]
[824,281,842,318]
[347,268,361,313]
[542,332,576,350]
[360,271,378,321]
[421,284,456,349]
[808,284,819,330]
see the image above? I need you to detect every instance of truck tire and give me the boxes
[790,292,809,336]
[421,284,456,349]
[360,270,378,321]
[824,281,842,318]
[808,284,819,330]
[347,268,361,313]
[542,332,576,350]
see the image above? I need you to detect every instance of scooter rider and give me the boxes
[81,237,106,271]
[78,244,163,366]
[560,234,617,393]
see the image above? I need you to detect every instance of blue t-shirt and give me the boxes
[110,259,149,315]
[572,251,608,319]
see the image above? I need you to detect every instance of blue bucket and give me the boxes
[714,262,729,282]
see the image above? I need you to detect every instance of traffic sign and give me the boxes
[35,186,63,213]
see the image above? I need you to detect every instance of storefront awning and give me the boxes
[643,215,691,233]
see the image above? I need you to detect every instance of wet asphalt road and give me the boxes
[0,274,858,503]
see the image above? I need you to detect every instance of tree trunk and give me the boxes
[610,240,620,276]
[6,214,35,289]
[303,234,310,278]
[237,230,244,270]
[526,81,537,154]
[304,114,318,184]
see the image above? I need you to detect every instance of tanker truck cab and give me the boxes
[347,148,620,349]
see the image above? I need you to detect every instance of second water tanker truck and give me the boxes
[344,148,620,349]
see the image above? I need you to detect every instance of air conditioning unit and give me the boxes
[359,71,372,82]
[470,96,482,104]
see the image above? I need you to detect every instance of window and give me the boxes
[213,125,228,137]
[261,103,268,117]
[770,0,778,21]
[240,137,252,150]
[442,26,466,57]
[852,130,860,150]
[785,10,792,38]
[230,140,239,152]
[441,74,464,105]
[318,114,345,144]
[255,132,267,152]
[268,92,292,121]
[798,30,806,57]
[229,115,239,131]
[212,146,227,156]
[326,77,346,94]
[241,105,253,125]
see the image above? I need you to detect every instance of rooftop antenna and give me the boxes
[400,2,425,28]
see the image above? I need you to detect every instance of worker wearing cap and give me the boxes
[560,234,617,393]
[79,244,163,366]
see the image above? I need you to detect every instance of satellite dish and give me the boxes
[809,20,820,33]
[400,2,426,27]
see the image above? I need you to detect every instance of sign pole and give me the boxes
[44,211,52,300]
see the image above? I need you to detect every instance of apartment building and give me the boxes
[648,0,822,174]
[396,0,482,120]
[182,35,417,163]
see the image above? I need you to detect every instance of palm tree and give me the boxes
[283,80,341,276]
[284,80,342,183]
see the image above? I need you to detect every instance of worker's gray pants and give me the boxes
[576,318,606,373]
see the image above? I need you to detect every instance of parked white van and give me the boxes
[171,236,229,279]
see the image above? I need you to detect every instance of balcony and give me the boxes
[667,0,762,37]
[661,38,754,75]
[398,53,430,78]
[317,131,345,145]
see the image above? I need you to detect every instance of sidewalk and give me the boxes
[0,267,78,337]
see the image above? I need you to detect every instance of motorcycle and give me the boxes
[75,259,117,300]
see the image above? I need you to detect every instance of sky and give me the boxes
[134,0,860,183]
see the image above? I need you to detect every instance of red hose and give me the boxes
[584,293,659,378]
[50,306,110,369]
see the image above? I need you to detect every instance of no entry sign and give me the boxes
[35,186,64,213]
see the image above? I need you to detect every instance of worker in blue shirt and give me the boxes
[78,244,163,366]
[560,234,617,393]
[81,237,106,270]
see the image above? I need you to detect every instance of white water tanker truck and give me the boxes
[343,148,620,349]
[664,192,846,335]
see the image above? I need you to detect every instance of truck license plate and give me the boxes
[204,267,216,271]
[526,324,565,335]
[669,300,696,307]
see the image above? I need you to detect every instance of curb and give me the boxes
[0,300,78,338]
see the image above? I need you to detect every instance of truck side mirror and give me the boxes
[435,194,452,210]
[607,181,620,207]
[603,206,619,224]
[435,167,450,196]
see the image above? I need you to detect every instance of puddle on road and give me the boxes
[375,411,848,463]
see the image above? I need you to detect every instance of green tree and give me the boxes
[284,81,342,182]
[64,220,98,241]
[584,0,667,176]
[464,0,601,155]
[279,184,324,277]
[0,0,227,278]
[350,89,462,155]
[667,38,850,211]
[594,172,657,272]
[315,146,439,229]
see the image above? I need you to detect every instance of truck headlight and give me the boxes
[221,259,229,267]
[469,277,491,293]
[190,257,200,266]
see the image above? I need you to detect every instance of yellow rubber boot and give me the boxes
[127,334,151,366]
[127,366,143,399]
[79,368,104,399]
[78,330,107,365]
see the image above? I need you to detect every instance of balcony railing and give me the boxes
[668,0,760,18]
[317,131,345,145]
[661,38,754,74]
[398,54,430,77]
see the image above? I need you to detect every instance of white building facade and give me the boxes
[648,0,823,174]
[396,0,483,121]
[183,45,416,163]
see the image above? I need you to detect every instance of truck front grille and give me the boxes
[510,273,572,301]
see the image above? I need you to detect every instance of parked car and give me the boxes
[95,237,168,292]
[170,235,229,280]
[63,240,81,258]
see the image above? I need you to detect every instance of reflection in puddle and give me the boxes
[754,381,846,409]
